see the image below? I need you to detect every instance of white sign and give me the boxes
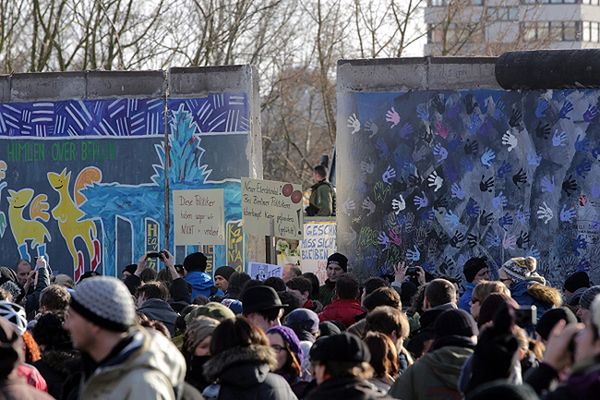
[300,221,337,284]
[247,261,283,280]
[173,189,225,245]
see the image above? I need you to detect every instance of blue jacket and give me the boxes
[185,271,220,300]
[458,282,476,312]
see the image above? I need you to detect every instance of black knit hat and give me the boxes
[310,332,370,363]
[183,252,207,272]
[463,257,489,283]
[535,307,577,341]
[564,271,590,293]
[241,285,286,315]
[434,309,478,339]
[214,266,236,281]
[122,264,137,276]
[327,253,348,272]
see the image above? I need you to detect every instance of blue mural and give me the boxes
[0,93,250,279]
[338,89,600,286]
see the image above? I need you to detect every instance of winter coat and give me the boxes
[307,180,335,217]
[32,350,79,399]
[306,377,393,400]
[0,375,54,400]
[202,344,297,400]
[318,280,336,306]
[458,282,475,312]
[25,266,50,319]
[526,356,600,400]
[79,327,186,400]
[511,280,562,317]
[185,271,219,300]
[138,298,179,336]
[318,298,365,329]
[388,345,474,400]
[406,303,456,358]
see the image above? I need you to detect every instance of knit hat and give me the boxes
[0,281,21,301]
[535,307,577,341]
[466,381,539,400]
[310,332,370,363]
[214,266,236,282]
[319,321,341,336]
[434,309,478,339]
[564,271,590,293]
[241,285,286,315]
[220,298,243,315]
[580,285,600,310]
[285,308,320,333]
[122,264,137,276]
[183,252,207,272]
[267,325,303,361]
[501,257,537,283]
[184,302,235,325]
[463,257,489,283]
[327,253,348,272]
[70,276,135,332]
[184,316,219,353]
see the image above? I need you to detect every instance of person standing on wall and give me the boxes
[306,165,335,217]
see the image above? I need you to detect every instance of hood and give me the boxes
[139,299,178,319]
[90,328,185,388]
[511,280,561,308]
[420,346,473,387]
[203,344,277,387]
[186,271,213,289]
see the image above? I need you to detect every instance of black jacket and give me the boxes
[406,303,456,358]
[306,377,393,400]
[203,344,297,400]
[32,350,80,399]
[138,298,179,336]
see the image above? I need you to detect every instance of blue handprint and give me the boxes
[552,130,567,147]
[416,103,429,122]
[406,245,421,262]
[575,132,590,152]
[573,235,587,255]
[540,175,555,193]
[375,137,389,157]
[576,158,592,178]
[444,210,460,227]
[535,98,549,118]
[433,143,448,162]
[413,192,429,210]
[466,199,480,218]
[528,151,542,167]
[485,230,501,248]
[451,183,465,200]
[584,104,599,122]
[468,114,482,135]
[497,160,512,178]
[377,231,391,248]
[526,246,541,259]
[420,209,435,221]
[480,148,496,167]
[577,258,591,272]
[399,122,413,138]
[559,204,576,223]
[498,212,514,231]
[492,192,507,209]
[516,207,530,224]
[559,101,573,119]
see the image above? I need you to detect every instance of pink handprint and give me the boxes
[385,107,401,128]
[434,121,449,139]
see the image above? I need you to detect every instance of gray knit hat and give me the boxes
[70,276,135,332]
[580,285,600,310]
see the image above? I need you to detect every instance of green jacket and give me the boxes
[388,345,473,400]
[318,280,336,306]
[308,181,335,216]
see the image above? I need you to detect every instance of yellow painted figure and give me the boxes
[7,188,51,260]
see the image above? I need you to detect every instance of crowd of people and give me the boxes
[1,249,600,399]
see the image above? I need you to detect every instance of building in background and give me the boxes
[425,0,600,55]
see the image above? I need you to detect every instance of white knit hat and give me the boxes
[70,276,135,332]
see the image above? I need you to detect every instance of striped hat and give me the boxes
[501,257,537,283]
[70,276,135,332]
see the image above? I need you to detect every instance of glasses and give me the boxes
[271,344,286,353]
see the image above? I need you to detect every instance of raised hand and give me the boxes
[382,165,396,184]
[391,195,406,215]
[464,139,479,155]
[386,107,401,127]
[480,175,495,192]
[512,168,527,188]
[499,212,514,231]
[413,192,429,210]
[559,204,576,223]
[502,130,518,152]
[562,175,578,196]
[552,130,567,147]
[537,202,554,224]
[517,231,530,249]
[450,230,466,248]
[427,171,443,192]
[451,183,465,200]
[360,159,375,174]
[576,159,592,179]
[583,104,599,122]
[365,120,378,138]
[406,245,421,262]
[347,113,360,134]
[492,191,507,209]
[481,148,496,167]
[362,196,376,216]
[433,143,448,162]
[559,101,573,119]
[444,210,460,227]
[540,175,555,193]
[480,210,494,226]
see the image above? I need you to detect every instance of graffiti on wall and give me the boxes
[0,94,250,279]
[338,89,600,286]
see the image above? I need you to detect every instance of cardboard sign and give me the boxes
[173,189,225,245]
[241,177,303,240]
[247,261,283,280]
[300,221,337,283]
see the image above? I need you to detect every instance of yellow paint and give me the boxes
[7,188,51,247]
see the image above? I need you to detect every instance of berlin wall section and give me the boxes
[0,66,262,279]
[336,57,600,286]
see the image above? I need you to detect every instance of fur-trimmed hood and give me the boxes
[203,345,277,384]
[527,283,562,307]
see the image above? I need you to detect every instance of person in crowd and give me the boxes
[319,274,364,329]
[15,259,32,288]
[563,271,590,305]
[364,332,399,393]
[390,309,478,400]
[267,325,309,396]
[1,267,21,302]
[223,271,251,300]
[241,285,286,332]
[278,291,303,319]
[183,251,221,299]
[202,317,297,400]
[307,332,392,399]
[0,288,12,301]
[306,164,335,217]
[498,257,562,316]
[38,284,70,314]
[459,257,490,312]
[302,272,321,301]
[63,276,186,399]
[535,307,577,344]
[23,257,51,319]
[364,306,413,373]
[287,276,324,313]
[213,266,236,295]
[121,264,137,282]
[0,317,53,399]
[319,321,342,337]
[283,264,302,283]
[31,312,79,399]
[469,280,511,321]
[285,308,320,381]
[183,315,219,392]
[476,293,519,328]
[406,278,457,358]
[136,280,179,336]
[576,285,600,322]
[53,274,74,290]
[265,276,287,292]
[348,287,401,337]
[319,253,348,306]
[525,294,600,399]
[184,302,235,326]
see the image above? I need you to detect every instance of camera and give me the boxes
[147,251,165,259]
[406,267,419,276]
[515,305,537,327]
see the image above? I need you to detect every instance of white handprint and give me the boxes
[502,130,518,152]
[427,171,443,192]
[391,195,406,215]
[360,159,374,174]
[385,107,401,128]
[536,202,553,224]
[347,113,360,134]
[343,199,356,216]
[362,196,376,216]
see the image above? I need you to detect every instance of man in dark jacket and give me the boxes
[319,253,347,306]
[307,332,392,400]
[136,281,179,336]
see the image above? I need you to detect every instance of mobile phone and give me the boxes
[515,305,537,327]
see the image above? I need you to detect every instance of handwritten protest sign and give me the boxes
[173,189,225,245]
[300,221,337,284]
[247,261,283,280]
[242,177,303,240]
